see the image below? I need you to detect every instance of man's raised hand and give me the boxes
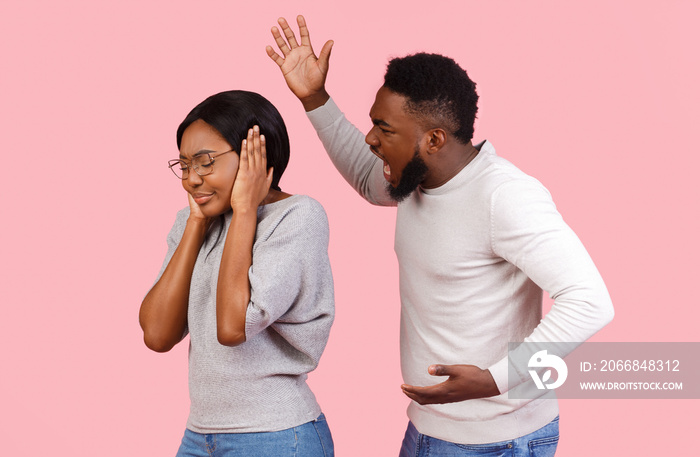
[266,15,333,111]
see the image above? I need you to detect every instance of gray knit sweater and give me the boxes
[155,194,334,433]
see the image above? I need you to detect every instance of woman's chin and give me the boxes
[199,201,231,218]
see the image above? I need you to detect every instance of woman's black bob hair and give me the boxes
[176,90,290,191]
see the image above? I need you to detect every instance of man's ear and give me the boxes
[425,128,447,154]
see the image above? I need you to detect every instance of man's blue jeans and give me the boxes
[399,415,559,457]
[175,413,333,457]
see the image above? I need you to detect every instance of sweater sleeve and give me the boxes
[244,198,335,350]
[486,179,614,393]
[153,208,189,283]
[149,207,190,339]
[306,98,396,207]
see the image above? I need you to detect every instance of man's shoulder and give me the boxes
[471,142,545,195]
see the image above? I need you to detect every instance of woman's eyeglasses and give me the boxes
[167,150,234,179]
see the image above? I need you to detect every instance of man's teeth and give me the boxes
[384,162,391,176]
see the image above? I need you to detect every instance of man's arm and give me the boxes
[402,179,614,404]
[485,180,614,392]
[267,16,394,206]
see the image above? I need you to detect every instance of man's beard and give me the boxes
[387,145,429,202]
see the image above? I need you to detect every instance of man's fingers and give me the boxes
[297,15,312,47]
[401,384,423,402]
[429,364,449,376]
[266,45,284,67]
[318,40,334,74]
[277,17,299,49]
[401,383,418,394]
[402,383,440,405]
[271,25,291,56]
[402,383,438,396]
[402,389,423,404]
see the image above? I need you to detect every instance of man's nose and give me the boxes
[365,127,379,147]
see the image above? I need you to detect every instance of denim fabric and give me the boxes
[176,414,333,457]
[399,416,559,457]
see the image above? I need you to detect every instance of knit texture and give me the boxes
[307,98,613,444]
[155,195,334,433]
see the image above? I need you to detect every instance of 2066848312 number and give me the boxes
[599,360,680,372]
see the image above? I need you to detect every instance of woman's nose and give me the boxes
[185,168,204,186]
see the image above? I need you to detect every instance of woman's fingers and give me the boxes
[247,127,258,168]
[239,138,248,169]
[246,127,255,167]
[231,127,272,210]
[260,133,267,169]
[253,126,262,166]
[240,126,267,172]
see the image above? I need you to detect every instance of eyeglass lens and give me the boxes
[170,154,214,179]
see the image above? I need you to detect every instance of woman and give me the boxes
[139,90,335,456]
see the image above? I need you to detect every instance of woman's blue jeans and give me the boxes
[399,415,559,457]
[176,413,333,457]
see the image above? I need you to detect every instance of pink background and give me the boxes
[1,0,698,455]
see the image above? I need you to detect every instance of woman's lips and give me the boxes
[192,193,214,205]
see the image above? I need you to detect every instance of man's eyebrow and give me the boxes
[372,118,392,128]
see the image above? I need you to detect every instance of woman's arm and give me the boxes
[216,126,273,346]
[139,197,211,353]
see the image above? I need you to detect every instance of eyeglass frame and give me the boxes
[167,149,235,179]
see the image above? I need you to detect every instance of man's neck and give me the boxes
[422,141,480,189]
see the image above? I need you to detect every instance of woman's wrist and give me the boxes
[185,216,212,237]
[230,206,258,225]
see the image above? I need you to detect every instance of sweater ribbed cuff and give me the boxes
[306,97,342,130]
